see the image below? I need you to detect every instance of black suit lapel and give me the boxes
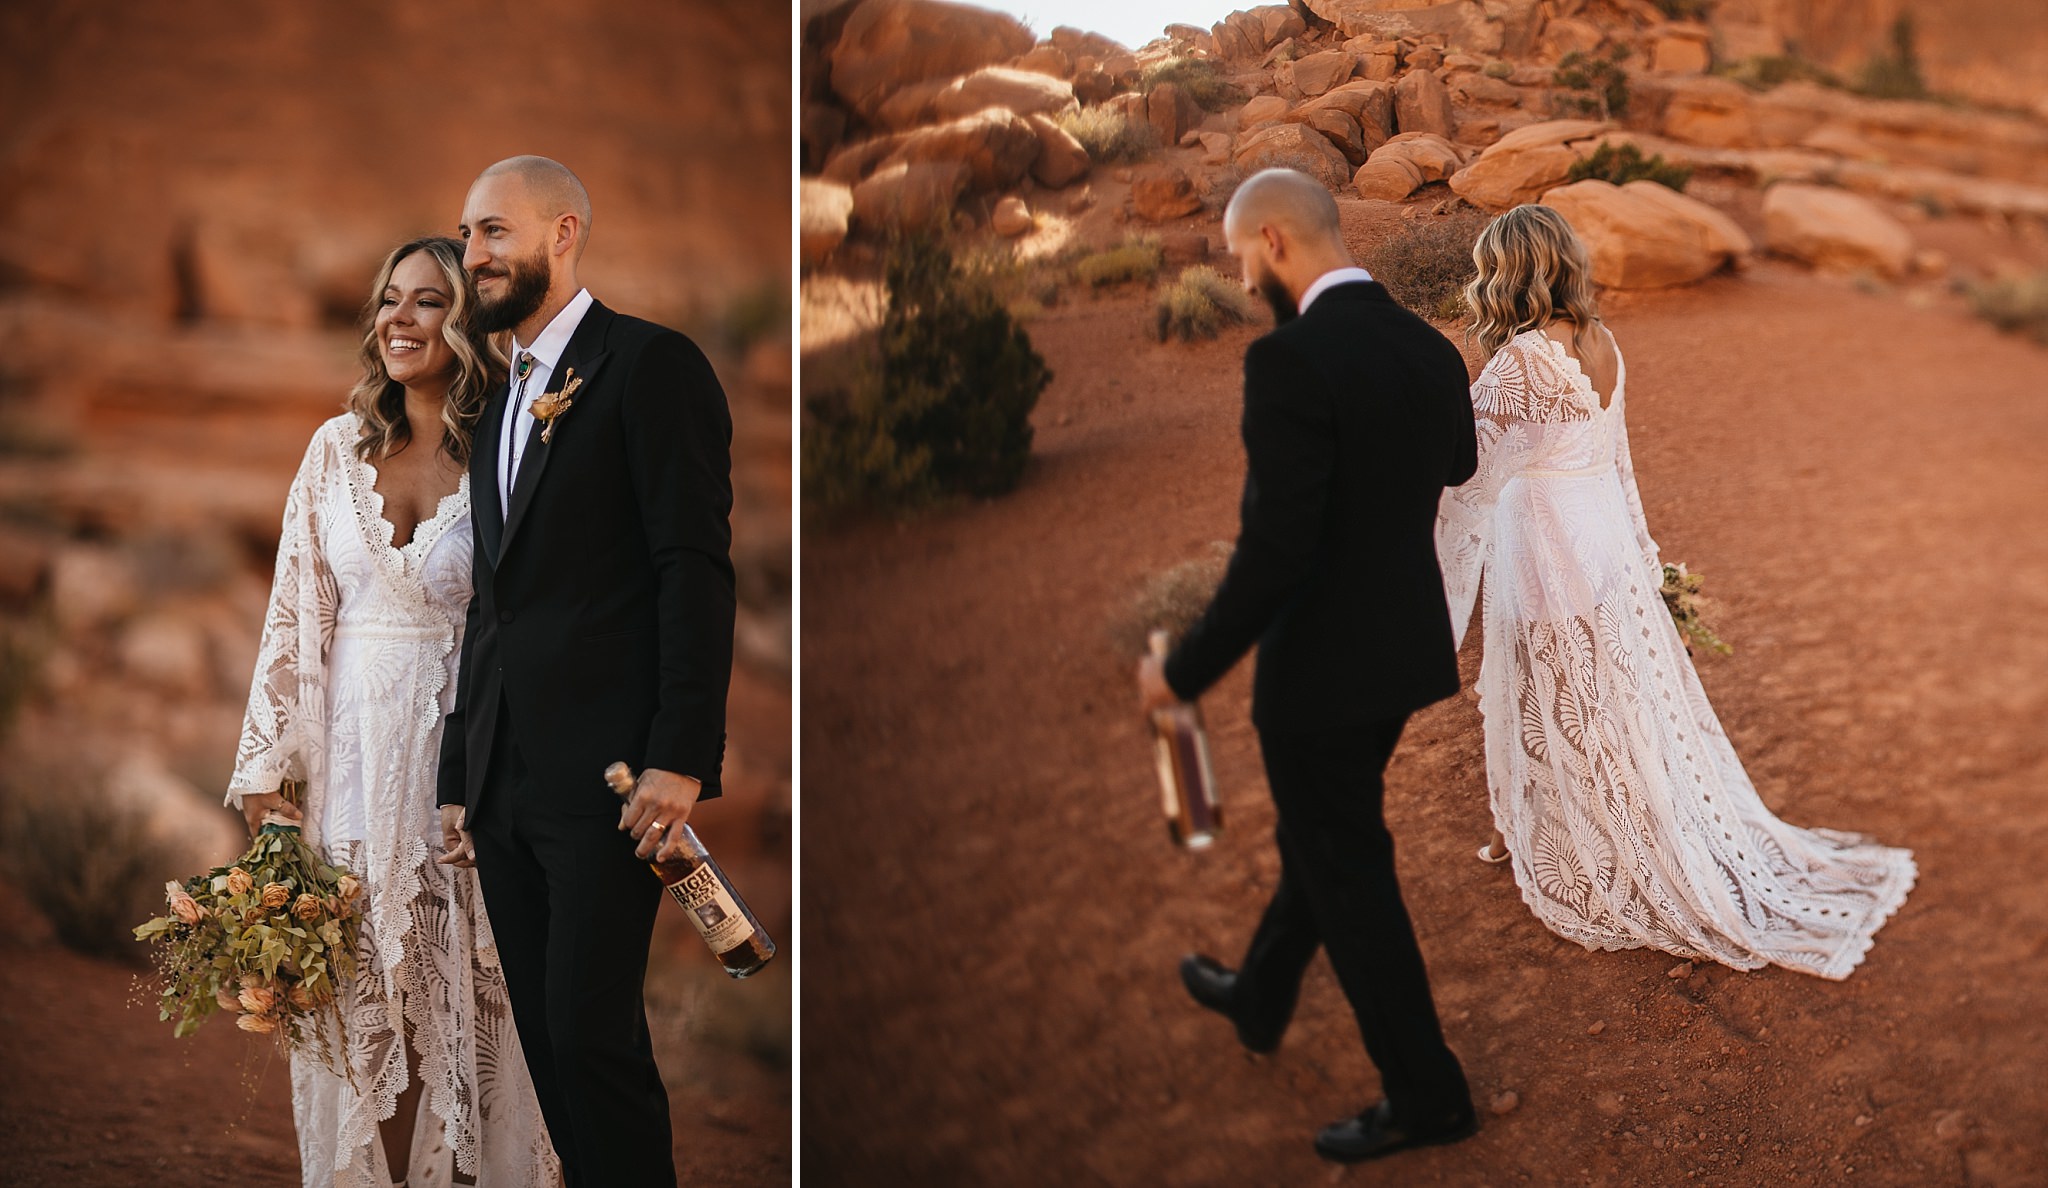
[475,382,509,566]
[500,301,614,560]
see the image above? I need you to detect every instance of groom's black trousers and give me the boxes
[470,705,677,1188]
[1234,716,1472,1125]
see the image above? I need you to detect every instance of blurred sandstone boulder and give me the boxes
[1649,23,1713,75]
[1394,69,1456,138]
[882,108,1043,192]
[992,196,1034,237]
[1762,183,1914,278]
[1280,50,1359,99]
[1541,179,1750,288]
[800,180,855,269]
[932,66,1077,122]
[1234,123,1355,190]
[1304,0,1544,57]
[1448,118,1608,211]
[851,161,971,234]
[1211,6,1308,62]
[828,0,1035,119]
[1350,131,1463,201]
[1132,166,1204,222]
[1023,114,1092,188]
[1148,82,1202,150]
[49,546,142,637]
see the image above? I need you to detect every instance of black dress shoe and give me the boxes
[1178,954,1280,1054]
[1313,1100,1479,1163]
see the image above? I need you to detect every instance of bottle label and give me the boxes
[668,863,753,955]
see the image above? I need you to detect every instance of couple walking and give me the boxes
[224,156,735,1187]
[1136,169,1917,1163]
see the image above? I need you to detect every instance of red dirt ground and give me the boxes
[799,252,2048,1185]
[0,662,791,1188]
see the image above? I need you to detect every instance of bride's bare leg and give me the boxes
[1480,830,1509,862]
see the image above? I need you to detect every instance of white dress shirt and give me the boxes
[1298,266,1377,315]
[499,287,595,517]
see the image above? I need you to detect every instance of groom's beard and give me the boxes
[1258,270,1298,325]
[471,242,552,334]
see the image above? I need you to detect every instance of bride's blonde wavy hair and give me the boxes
[1465,204,1602,361]
[347,236,503,465]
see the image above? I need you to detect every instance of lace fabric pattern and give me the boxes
[229,414,561,1186]
[1436,331,1916,980]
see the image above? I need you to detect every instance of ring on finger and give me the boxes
[648,820,666,832]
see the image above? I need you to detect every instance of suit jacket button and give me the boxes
[498,610,514,623]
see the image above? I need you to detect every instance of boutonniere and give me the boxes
[530,368,584,445]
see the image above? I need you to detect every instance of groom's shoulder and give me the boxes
[592,305,718,375]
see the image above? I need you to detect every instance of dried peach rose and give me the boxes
[239,985,279,1015]
[260,883,292,909]
[225,868,254,897]
[216,986,243,1012]
[236,1012,278,1034]
[336,875,362,902]
[292,893,322,921]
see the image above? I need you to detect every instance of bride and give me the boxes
[1435,205,1916,980]
[226,236,561,1186]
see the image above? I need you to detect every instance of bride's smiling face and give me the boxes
[376,251,459,391]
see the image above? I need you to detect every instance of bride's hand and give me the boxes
[240,791,300,838]
[438,805,476,869]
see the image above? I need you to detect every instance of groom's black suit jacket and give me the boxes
[436,299,735,819]
[1164,280,1477,730]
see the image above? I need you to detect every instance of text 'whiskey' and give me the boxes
[1148,630,1222,849]
[605,762,777,979]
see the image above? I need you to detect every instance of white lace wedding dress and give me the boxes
[1435,328,1916,980]
[227,414,560,1186]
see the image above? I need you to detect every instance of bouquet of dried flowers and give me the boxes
[1661,562,1733,656]
[133,781,361,1074]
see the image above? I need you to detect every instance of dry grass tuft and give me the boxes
[1154,266,1258,342]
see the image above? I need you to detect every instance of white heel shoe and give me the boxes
[1476,842,1510,864]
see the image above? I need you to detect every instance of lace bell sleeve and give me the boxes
[225,426,338,809]
[1614,404,1662,585]
[1436,344,1540,651]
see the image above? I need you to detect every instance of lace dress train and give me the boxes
[1436,330,1916,980]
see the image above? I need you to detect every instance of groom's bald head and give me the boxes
[471,155,593,259]
[1223,168,1344,250]
[1222,169,1356,323]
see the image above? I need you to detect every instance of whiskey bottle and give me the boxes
[1148,630,1222,849]
[605,762,777,979]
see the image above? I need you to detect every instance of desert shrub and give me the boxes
[802,234,1051,508]
[0,787,160,960]
[1715,53,1840,91]
[1483,60,1515,81]
[1554,46,1632,121]
[1966,272,2048,346]
[1362,212,1489,324]
[1110,543,1231,655]
[717,281,791,353]
[1074,237,1166,288]
[1141,57,1244,112]
[1154,266,1257,342]
[1057,107,1160,164]
[1855,14,1928,100]
[1566,141,1693,191]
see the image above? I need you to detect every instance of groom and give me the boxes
[1137,169,1479,1163]
[435,155,735,1187]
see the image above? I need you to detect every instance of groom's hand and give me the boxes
[437,804,476,868]
[623,768,701,863]
[1137,655,1178,714]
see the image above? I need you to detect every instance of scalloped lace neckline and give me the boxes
[1526,328,1624,414]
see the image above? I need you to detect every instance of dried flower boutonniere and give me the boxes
[531,367,584,445]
